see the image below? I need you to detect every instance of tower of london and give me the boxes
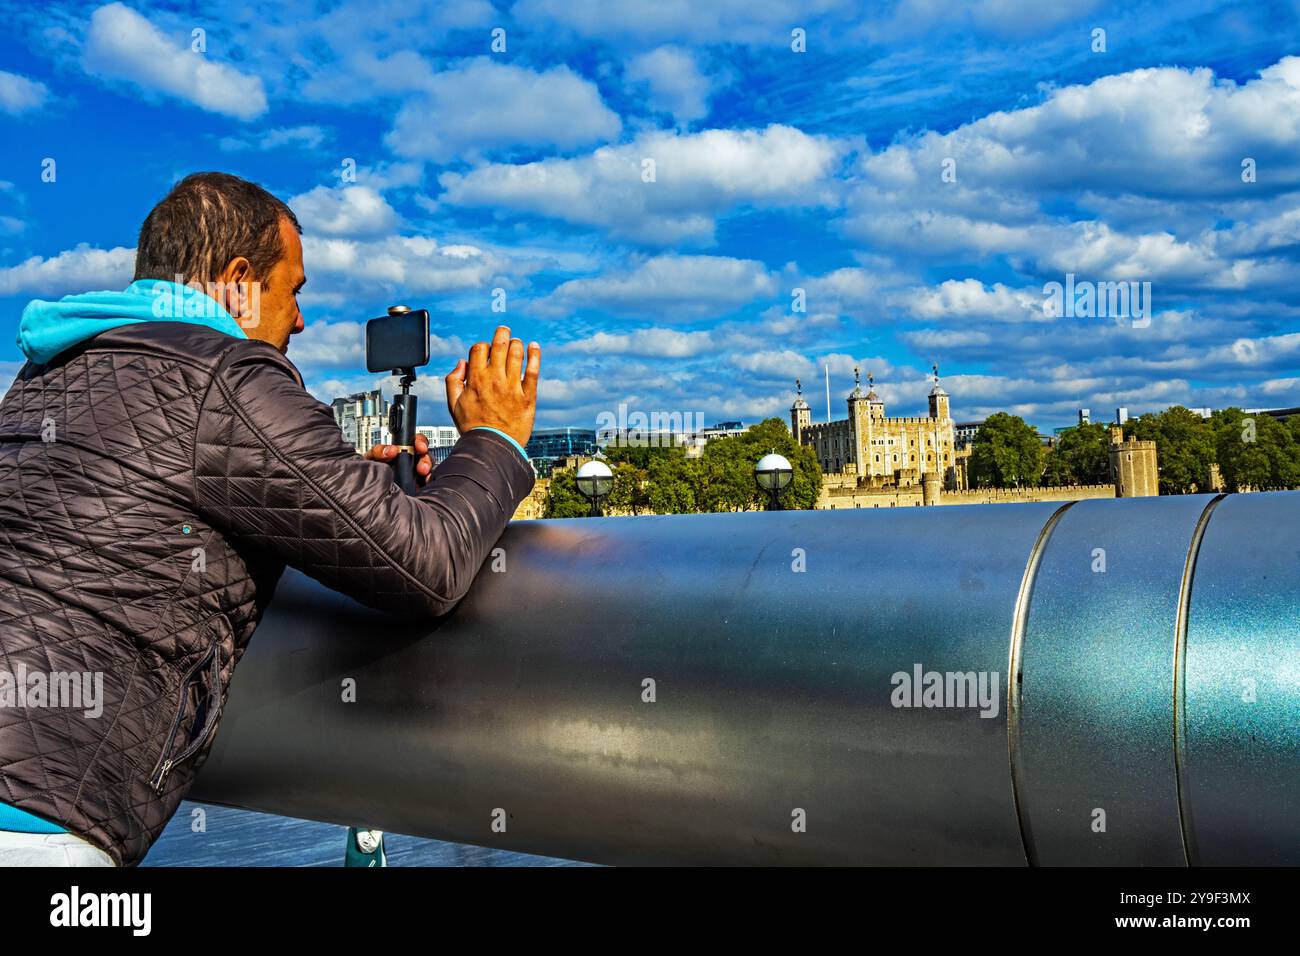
[792,367,962,491]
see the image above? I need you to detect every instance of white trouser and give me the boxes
[0,830,116,866]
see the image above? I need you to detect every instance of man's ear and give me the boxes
[216,257,253,320]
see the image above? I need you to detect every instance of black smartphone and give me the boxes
[365,309,430,373]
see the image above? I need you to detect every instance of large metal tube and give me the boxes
[190,492,1299,865]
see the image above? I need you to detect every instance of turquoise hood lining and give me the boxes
[18,279,249,364]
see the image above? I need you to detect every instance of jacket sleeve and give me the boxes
[193,342,536,618]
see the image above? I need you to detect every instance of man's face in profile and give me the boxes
[246,216,306,355]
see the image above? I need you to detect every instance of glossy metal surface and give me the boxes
[1179,491,1300,865]
[190,493,1300,865]
[1015,495,1213,865]
[193,505,1058,865]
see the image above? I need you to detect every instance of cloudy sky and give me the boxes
[0,0,1298,432]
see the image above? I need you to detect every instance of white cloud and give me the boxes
[900,328,994,349]
[428,333,471,358]
[731,348,816,378]
[625,46,715,124]
[1031,221,1298,291]
[441,124,846,244]
[0,244,134,296]
[1257,376,1300,399]
[532,255,777,318]
[793,266,912,322]
[0,70,49,115]
[288,185,400,238]
[285,319,367,369]
[908,279,1047,322]
[287,2,495,104]
[556,327,716,357]
[300,234,535,302]
[816,353,903,392]
[757,307,841,336]
[859,57,1300,201]
[1203,332,1300,368]
[82,2,268,120]
[537,375,610,406]
[219,125,327,152]
[386,58,621,162]
[842,57,1300,280]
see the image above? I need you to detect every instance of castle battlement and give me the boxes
[863,416,950,426]
[791,366,961,487]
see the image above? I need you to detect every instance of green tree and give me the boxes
[1128,406,1216,494]
[968,412,1043,488]
[644,450,698,514]
[540,418,823,517]
[604,444,671,469]
[707,417,822,510]
[1043,421,1110,485]
[606,460,651,515]
[1213,408,1300,491]
[541,467,592,518]
[1041,447,1072,486]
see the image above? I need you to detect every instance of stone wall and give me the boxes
[817,481,1117,510]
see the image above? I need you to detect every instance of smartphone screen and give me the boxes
[365,310,430,372]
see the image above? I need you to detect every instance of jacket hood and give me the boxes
[18,279,248,364]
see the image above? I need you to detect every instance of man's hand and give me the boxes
[365,432,433,483]
[445,325,540,448]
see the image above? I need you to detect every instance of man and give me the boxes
[0,172,540,866]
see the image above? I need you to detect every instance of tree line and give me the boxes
[967,406,1300,494]
[543,418,822,517]
[543,404,1298,517]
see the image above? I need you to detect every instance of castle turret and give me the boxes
[1109,424,1159,497]
[847,367,869,412]
[864,371,884,419]
[790,378,811,444]
[928,364,950,420]
[922,472,942,506]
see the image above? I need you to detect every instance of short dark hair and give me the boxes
[133,172,302,287]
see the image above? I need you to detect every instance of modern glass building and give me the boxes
[526,427,599,472]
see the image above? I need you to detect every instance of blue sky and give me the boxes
[0,0,1298,432]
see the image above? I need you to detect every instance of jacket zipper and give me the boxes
[148,639,223,794]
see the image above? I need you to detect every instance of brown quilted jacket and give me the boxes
[0,321,535,865]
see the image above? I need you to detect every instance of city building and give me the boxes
[674,420,751,457]
[953,420,984,449]
[527,427,599,473]
[1247,405,1300,421]
[701,421,748,440]
[792,366,961,489]
[416,425,460,449]
[415,425,461,466]
[331,390,390,452]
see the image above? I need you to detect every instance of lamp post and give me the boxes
[754,453,793,511]
[575,459,614,517]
